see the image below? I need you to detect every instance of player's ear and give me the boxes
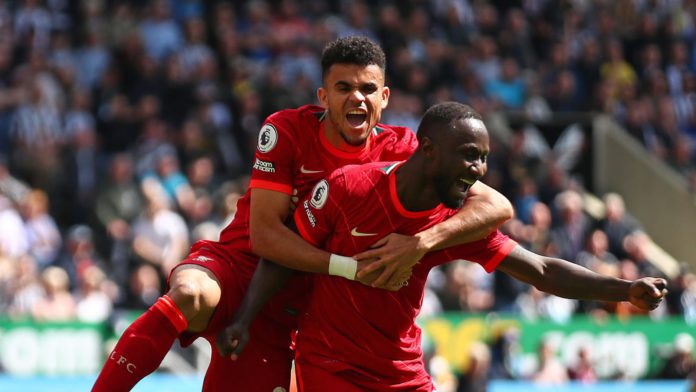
[420,136,440,175]
[380,86,390,109]
[420,136,435,157]
[317,87,328,108]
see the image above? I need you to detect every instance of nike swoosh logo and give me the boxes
[351,227,378,237]
[300,165,323,174]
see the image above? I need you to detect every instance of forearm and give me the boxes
[416,182,513,252]
[531,258,632,302]
[235,258,293,325]
[251,218,331,274]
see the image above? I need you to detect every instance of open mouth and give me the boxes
[458,178,476,193]
[346,109,367,128]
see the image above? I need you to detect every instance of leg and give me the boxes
[200,269,310,391]
[201,312,293,391]
[92,261,221,392]
[167,264,222,333]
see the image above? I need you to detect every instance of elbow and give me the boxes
[497,197,515,224]
[484,199,514,234]
[480,190,514,230]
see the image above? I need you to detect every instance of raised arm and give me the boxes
[355,181,513,287]
[497,244,667,310]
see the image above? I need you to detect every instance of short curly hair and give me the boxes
[320,36,386,80]
[417,102,483,139]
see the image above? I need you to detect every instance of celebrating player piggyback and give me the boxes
[93,36,513,392]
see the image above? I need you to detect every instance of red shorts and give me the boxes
[167,246,311,391]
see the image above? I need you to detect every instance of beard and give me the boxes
[434,175,465,209]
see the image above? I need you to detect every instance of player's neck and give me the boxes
[394,161,439,212]
[321,122,369,153]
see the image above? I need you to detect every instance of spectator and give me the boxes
[518,285,577,323]
[484,57,527,110]
[149,149,196,217]
[20,189,61,268]
[600,193,642,259]
[456,341,491,392]
[55,224,105,291]
[9,255,44,318]
[549,189,593,262]
[622,232,666,279]
[0,153,30,204]
[131,179,189,279]
[93,153,143,288]
[75,264,116,323]
[577,229,619,270]
[568,346,597,384]
[31,266,77,321]
[532,338,569,385]
[0,255,14,314]
[138,0,183,62]
[0,194,29,259]
[75,28,111,89]
[9,75,64,192]
[126,264,162,310]
[600,38,637,102]
[489,326,523,380]
[658,333,696,379]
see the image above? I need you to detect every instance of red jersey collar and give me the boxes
[388,161,444,218]
[319,117,374,159]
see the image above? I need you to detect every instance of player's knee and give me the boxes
[166,265,221,327]
[167,281,206,317]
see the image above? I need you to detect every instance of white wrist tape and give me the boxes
[329,254,357,280]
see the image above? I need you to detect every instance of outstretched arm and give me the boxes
[497,245,667,310]
[355,181,513,287]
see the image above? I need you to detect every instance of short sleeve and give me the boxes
[427,231,517,273]
[249,115,297,195]
[293,170,347,247]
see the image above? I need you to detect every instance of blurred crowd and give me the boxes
[0,0,695,386]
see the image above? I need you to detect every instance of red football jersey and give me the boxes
[293,161,517,390]
[194,105,418,279]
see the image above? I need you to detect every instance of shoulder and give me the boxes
[258,105,324,151]
[328,161,397,194]
[266,105,325,131]
[374,124,416,138]
[373,124,418,151]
